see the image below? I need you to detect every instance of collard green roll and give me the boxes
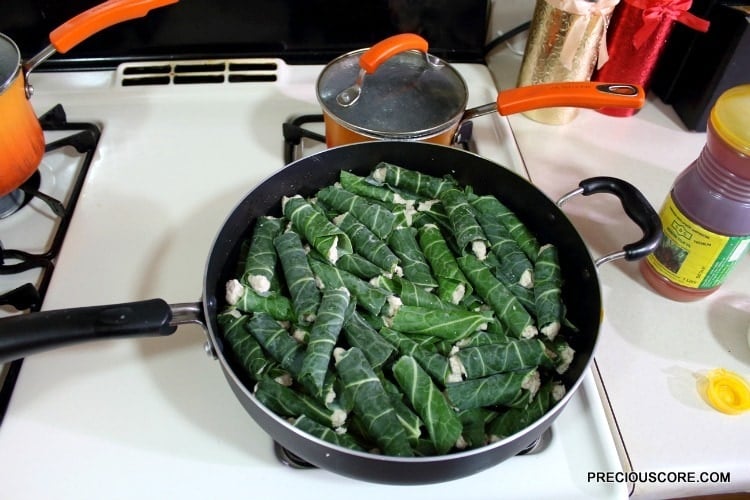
[395,278,460,311]
[334,253,385,280]
[225,279,294,321]
[379,326,458,385]
[317,185,396,240]
[534,244,563,340]
[392,355,463,454]
[469,194,540,263]
[418,223,471,305]
[282,195,352,264]
[298,287,351,394]
[218,310,271,381]
[342,310,397,370]
[308,255,390,316]
[246,312,305,376]
[457,254,538,339]
[332,212,399,274]
[388,227,438,289]
[371,162,456,199]
[334,347,413,456]
[439,187,489,261]
[444,368,540,410]
[487,380,565,440]
[339,170,416,206]
[387,305,494,342]
[450,339,552,380]
[241,216,283,295]
[472,199,534,288]
[292,415,365,451]
[255,377,347,429]
[274,230,321,324]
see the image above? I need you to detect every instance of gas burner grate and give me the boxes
[0,104,101,424]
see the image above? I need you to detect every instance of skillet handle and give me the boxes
[0,299,178,364]
[557,176,662,267]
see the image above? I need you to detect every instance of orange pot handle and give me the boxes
[496,82,646,115]
[50,0,181,54]
[359,33,429,74]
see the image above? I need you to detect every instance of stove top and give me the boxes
[0,59,627,499]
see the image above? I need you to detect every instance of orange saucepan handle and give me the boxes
[49,0,181,54]
[359,33,429,75]
[496,82,646,115]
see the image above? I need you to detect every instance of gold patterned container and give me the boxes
[518,0,619,124]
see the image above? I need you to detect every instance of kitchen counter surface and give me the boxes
[488,49,750,499]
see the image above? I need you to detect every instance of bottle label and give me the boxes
[646,194,750,289]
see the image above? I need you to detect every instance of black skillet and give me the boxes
[0,141,661,484]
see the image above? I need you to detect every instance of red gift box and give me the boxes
[594,0,710,116]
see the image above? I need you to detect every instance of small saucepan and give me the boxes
[0,0,180,198]
[317,33,646,147]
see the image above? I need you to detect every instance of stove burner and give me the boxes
[0,104,101,426]
[0,191,26,220]
[272,428,552,470]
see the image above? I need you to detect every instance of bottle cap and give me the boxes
[703,368,750,415]
[710,84,750,156]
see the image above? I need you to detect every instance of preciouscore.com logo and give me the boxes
[587,471,731,484]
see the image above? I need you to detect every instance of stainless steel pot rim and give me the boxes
[0,33,21,93]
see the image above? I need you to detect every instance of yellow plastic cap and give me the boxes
[710,84,750,156]
[704,368,750,415]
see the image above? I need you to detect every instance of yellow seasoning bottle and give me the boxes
[640,84,750,301]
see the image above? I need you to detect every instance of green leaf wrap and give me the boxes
[299,287,351,394]
[246,312,305,376]
[292,415,365,452]
[241,216,283,295]
[334,253,385,280]
[378,327,454,385]
[392,355,463,454]
[339,170,416,205]
[225,279,294,321]
[372,162,456,199]
[379,376,423,445]
[534,244,563,340]
[333,212,399,274]
[451,339,552,380]
[255,377,347,429]
[388,305,493,342]
[282,195,352,264]
[218,311,271,381]
[439,188,489,260]
[472,198,534,288]
[342,310,397,370]
[457,254,538,339]
[444,368,540,410]
[418,223,471,304]
[469,194,540,262]
[335,347,413,456]
[388,227,438,288]
[308,256,390,316]
[317,185,396,240]
[395,278,460,310]
[274,230,321,324]
[457,407,496,449]
[487,380,564,439]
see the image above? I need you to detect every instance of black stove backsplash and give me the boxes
[1,0,490,69]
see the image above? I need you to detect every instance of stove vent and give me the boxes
[118,59,278,87]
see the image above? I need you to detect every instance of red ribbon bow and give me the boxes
[625,0,710,49]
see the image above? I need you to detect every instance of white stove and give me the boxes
[0,60,627,499]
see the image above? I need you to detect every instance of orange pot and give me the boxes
[317,34,646,147]
[0,0,181,198]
